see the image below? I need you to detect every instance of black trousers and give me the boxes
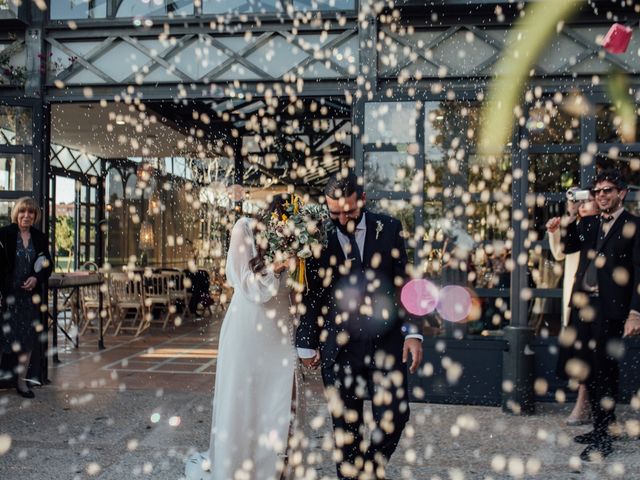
[575,297,624,440]
[321,340,410,480]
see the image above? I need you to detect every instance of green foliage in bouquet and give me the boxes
[256,195,332,289]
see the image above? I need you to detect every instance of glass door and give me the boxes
[0,100,36,226]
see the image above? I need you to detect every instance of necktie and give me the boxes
[346,232,362,271]
[601,214,614,236]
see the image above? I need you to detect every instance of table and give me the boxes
[48,272,105,364]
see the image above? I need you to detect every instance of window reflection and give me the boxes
[106,168,125,266]
[203,0,280,14]
[0,106,32,146]
[364,151,418,193]
[528,102,580,144]
[0,201,15,227]
[50,0,107,20]
[364,102,418,144]
[116,0,193,17]
[530,153,580,192]
[596,104,640,144]
[0,154,33,191]
[291,0,355,11]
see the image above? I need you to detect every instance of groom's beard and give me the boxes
[332,210,364,235]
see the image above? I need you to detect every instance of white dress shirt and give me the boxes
[297,213,423,359]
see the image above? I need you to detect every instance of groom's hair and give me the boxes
[324,171,363,199]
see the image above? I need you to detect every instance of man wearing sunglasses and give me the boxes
[296,171,423,479]
[562,168,640,461]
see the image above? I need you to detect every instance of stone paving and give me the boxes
[0,316,638,480]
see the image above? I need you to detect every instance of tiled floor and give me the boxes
[48,314,222,393]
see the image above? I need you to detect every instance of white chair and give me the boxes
[111,273,147,336]
[143,272,172,330]
[78,282,113,336]
[164,270,190,329]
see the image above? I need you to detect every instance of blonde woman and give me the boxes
[0,197,52,398]
[546,194,597,426]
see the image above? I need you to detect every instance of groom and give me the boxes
[297,171,423,480]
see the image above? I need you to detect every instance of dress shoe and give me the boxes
[574,431,598,444]
[16,386,34,399]
[580,440,613,462]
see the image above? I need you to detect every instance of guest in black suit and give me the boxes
[561,169,640,461]
[0,197,52,398]
[296,172,423,479]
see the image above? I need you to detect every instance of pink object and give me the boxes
[602,23,633,54]
[437,286,472,323]
[400,279,439,316]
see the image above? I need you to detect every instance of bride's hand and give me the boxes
[273,260,289,274]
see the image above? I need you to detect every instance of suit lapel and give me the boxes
[598,210,627,252]
[362,213,377,268]
[328,230,345,265]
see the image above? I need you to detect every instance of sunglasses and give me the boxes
[591,187,618,196]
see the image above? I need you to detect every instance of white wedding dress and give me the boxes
[185,217,298,480]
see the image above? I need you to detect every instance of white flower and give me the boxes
[297,246,312,259]
[376,220,384,239]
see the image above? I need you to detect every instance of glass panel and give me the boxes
[596,104,640,143]
[468,154,512,193]
[535,35,583,73]
[365,102,418,144]
[431,30,496,75]
[0,201,15,227]
[0,1,19,16]
[530,154,580,192]
[245,36,307,78]
[292,0,355,11]
[0,106,32,146]
[93,42,152,82]
[106,169,125,266]
[116,0,193,17]
[0,154,33,191]
[56,147,76,170]
[528,103,580,144]
[50,0,107,20]
[364,151,417,193]
[54,177,76,271]
[424,101,474,185]
[203,0,280,14]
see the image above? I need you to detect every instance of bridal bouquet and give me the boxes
[257,195,330,290]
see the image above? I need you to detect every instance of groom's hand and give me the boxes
[301,350,321,369]
[403,338,423,374]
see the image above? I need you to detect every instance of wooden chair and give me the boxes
[143,272,172,330]
[78,281,113,336]
[111,273,147,336]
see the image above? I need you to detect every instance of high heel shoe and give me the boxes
[16,385,35,399]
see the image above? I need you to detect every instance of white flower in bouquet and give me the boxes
[257,195,331,289]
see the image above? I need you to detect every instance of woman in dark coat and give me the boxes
[0,197,52,398]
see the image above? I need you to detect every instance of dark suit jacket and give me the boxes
[296,211,420,367]
[0,223,53,297]
[562,210,640,322]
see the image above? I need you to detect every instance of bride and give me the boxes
[186,197,299,480]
